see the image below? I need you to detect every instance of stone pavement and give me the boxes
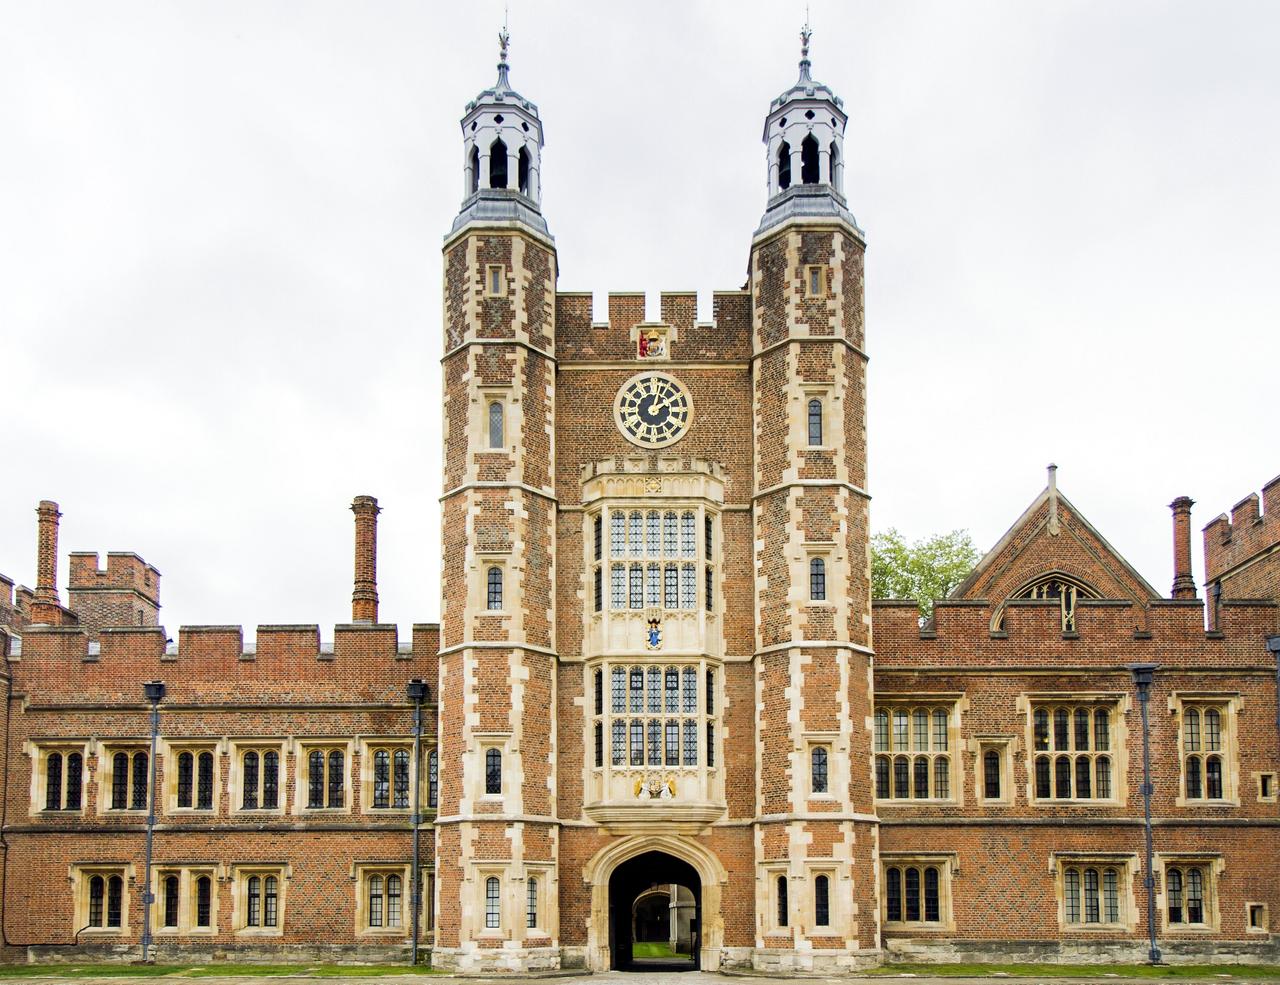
[3,973,1280,985]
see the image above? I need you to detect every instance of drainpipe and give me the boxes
[1128,664,1160,964]
[140,680,165,962]
[407,679,429,966]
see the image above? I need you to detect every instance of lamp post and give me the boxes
[406,679,429,966]
[139,680,165,963]
[1128,663,1160,965]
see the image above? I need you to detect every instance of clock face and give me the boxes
[615,373,693,448]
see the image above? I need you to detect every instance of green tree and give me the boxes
[871,528,982,619]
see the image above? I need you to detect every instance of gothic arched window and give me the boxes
[469,145,479,194]
[829,140,840,191]
[777,141,791,190]
[489,137,508,188]
[801,134,820,184]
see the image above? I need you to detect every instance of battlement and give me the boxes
[554,290,752,362]
[1203,474,1280,585]
[9,622,442,705]
[873,596,1276,661]
[68,551,160,602]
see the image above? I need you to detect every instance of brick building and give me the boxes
[1,29,1277,972]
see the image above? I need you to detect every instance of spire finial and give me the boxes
[496,5,511,89]
[798,9,813,84]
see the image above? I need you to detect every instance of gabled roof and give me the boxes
[950,470,1161,610]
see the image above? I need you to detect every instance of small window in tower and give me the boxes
[487,401,505,449]
[805,110,815,120]
[517,147,530,196]
[489,137,508,188]
[807,396,824,444]
[485,264,505,297]
[809,557,826,601]
[777,141,791,190]
[486,567,503,610]
[829,141,840,192]
[470,145,479,194]
[805,265,825,298]
[801,134,819,184]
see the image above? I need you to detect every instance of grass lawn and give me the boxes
[867,964,1280,979]
[630,940,693,960]
[0,964,443,979]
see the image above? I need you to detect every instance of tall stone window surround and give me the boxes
[352,862,411,935]
[1170,692,1241,807]
[880,853,957,933]
[584,657,724,817]
[972,735,1016,806]
[798,384,836,452]
[358,737,415,814]
[26,740,89,817]
[230,863,288,936]
[765,866,791,934]
[148,864,219,936]
[70,863,134,937]
[802,732,841,806]
[803,862,843,935]
[803,544,835,606]
[96,740,151,814]
[1155,854,1223,934]
[228,740,286,815]
[1052,853,1136,932]
[471,734,512,804]
[291,739,353,815]
[872,694,965,804]
[483,262,507,298]
[473,864,508,938]
[471,385,520,459]
[161,739,223,815]
[1018,691,1129,807]
[471,553,512,618]
[580,459,726,664]
[522,862,557,939]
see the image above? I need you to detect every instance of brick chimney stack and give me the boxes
[351,495,380,622]
[31,500,64,624]
[1170,496,1197,599]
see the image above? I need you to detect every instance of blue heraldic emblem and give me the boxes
[645,617,662,650]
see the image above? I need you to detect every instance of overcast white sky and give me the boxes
[2,1,1277,639]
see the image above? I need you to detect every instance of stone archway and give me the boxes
[583,835,728,972]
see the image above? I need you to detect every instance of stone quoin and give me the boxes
[1,23,1278,973]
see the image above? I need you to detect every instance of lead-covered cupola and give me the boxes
[757,23,859,235]
[452,27,549,237]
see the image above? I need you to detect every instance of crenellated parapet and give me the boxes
[873,597,1277,665]
[10,622,440,706]
[1203,475,1280,593]
[554,290,753,362]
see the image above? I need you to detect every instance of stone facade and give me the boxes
[0,28,1277,974]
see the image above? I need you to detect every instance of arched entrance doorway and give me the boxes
[608,851,700,970]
